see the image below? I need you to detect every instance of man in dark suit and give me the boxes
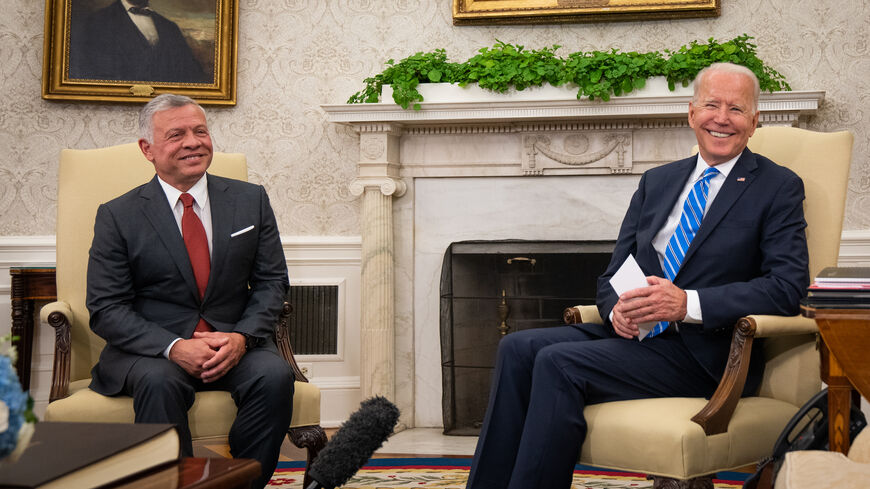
[69,0,209,83]
[86,94,290,489]
[466,63,809,489]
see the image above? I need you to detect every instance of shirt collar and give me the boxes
[694,151,740,181]
[157,173,209,210]
[121,0,151,12]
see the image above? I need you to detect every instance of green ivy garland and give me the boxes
[348,35,790,110]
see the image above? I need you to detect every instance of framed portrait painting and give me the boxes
[453,0,721,25]
[42,0,238,105]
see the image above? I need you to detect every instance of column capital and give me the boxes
[349,177,407,197]
[352,127,403,198]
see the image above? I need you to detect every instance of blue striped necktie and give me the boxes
[647,166,720,339]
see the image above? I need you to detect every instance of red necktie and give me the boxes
[179,193,213,333]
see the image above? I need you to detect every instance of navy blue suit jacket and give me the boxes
[596,148,809,388]
[86,174,289,395]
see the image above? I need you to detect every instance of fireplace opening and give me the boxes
[440,240,614,435]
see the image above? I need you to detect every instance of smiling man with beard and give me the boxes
[466,63,809,489]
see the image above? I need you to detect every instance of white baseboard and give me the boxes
[308,376,363,428]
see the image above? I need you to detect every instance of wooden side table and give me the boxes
[10,267,57,390]
[801,305,870,454]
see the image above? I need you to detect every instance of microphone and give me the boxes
[304,396,400,489]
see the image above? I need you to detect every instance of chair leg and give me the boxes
[289,425,328,488]
[652,475,714,489]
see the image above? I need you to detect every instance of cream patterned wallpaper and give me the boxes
[0,0,868,236]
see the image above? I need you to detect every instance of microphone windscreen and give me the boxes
[308,396,400,488]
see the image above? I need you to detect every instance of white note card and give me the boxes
[608,254,655,340]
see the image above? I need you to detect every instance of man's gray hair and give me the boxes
[139,94,206,143]
[692,63,760,114]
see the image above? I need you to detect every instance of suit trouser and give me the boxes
[466,323,719,489]
[123,348,294,489]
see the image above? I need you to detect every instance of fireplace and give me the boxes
[322,88,821,429]
[440,240,613,435]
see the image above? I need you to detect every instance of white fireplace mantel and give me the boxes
[324,86,824,126]
[322,86,824,428]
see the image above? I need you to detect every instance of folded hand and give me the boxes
[168,337,223,377]
[612,276,687,337]
[194,331,247,383]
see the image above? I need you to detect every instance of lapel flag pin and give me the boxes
[737,177,746,182]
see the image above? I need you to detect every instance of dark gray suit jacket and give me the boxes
[86,174,289,395]
[596,148,809,390]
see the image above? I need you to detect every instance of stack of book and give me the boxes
[804,267,870,308]
[0,422,179,488]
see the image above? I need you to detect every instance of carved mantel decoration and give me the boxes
[322,87,824,427]
[523,131,633,175]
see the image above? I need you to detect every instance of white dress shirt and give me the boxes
[157,174,213,255]
[121,0,159,46]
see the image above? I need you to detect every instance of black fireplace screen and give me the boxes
[440,240,613,435]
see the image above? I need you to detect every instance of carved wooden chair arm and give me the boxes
[41,300,73,403]
[691,314,817,435]
[690,316,757,435]
[275,301,310,383]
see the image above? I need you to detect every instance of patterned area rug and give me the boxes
[268,458,747,488]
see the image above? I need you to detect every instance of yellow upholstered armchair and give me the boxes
[563,127,854,488]
[41,143,326,485]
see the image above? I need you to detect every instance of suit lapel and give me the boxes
[206,175,234,301]
[638,157,696,275]
[681,149,758,268]
[138,176,201,303]
[648,157,697,238]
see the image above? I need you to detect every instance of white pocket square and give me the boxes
[230,225,255,237]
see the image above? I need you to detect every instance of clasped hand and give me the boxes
[168,331,246,383]
[611,276,687,339]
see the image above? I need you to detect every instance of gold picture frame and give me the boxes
[42,0,238,105]
[453,0,720,25]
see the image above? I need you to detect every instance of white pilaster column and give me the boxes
[349,124,406,401]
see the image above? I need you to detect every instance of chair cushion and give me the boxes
[775,451,870,489]
[44,378,321,438]
[579,396,800,479]
[848,427,870,464]
[774,427,870,489]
